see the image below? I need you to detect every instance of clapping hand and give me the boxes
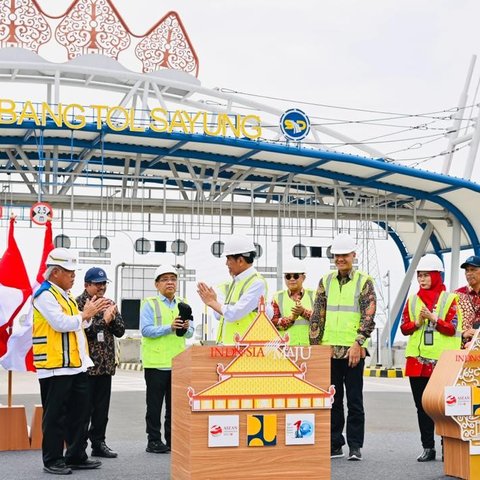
[103,304,117,324]
[82,296,109,321]
[291,301,305,319]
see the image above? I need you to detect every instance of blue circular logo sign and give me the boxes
[280,108,311,141]
[295,420,314,438]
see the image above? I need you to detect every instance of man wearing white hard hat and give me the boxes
[401,254,460,462]
[140,264,193,454]
[32,248,108,475]
[270,262,315,345]
[197,234,267,344]
[309,233,376,462]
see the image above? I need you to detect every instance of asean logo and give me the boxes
[210,425,223,436]
[446,395,457,405]
[280,108,311,141]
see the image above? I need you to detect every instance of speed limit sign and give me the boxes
[30,202,53,225]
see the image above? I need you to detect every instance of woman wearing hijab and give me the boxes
[401,254,461,462]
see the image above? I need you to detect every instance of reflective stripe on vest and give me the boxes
[217,272,267,344]
[405,291,462,360]
[32,285,83,369]
[321,270,370,347]
[141,296,187,368]
[274,289,315,345]
[324,272,363,313]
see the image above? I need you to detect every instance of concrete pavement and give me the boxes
[0,370,451,479]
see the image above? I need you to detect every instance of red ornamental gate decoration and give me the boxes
[0,0,199,76]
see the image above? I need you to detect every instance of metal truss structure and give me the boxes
[1,47,480,360]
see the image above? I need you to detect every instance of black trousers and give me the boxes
[330,358,365,450]
[144,368,171,446]
[86,374,112,447]
[39,373,89,467]
[409,376,435,448]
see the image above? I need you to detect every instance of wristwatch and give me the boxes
[356,337,366,347]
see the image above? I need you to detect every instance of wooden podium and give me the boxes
[423,343,480,480]
[172,344,332,480]
[0,405,31,451]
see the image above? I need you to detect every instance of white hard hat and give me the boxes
[283,262,306,274]
[416,254,444,272]
[330,233,357,254]
[222,235,256,256]
[154,264,178,279]
[46,247,78,271]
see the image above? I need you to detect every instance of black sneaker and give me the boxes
[348,447,362,461]
[43,461,72,475]
[65,459,102,470]
[146,440,169,454]
[92,442,118,458]
[417,448,436,462]
[331,447,344,458]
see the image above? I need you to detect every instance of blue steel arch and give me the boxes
[1,122,479,256]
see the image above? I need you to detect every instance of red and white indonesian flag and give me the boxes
[0,220,53,371]
[0,217,33,368]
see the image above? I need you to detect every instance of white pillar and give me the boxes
[450,217,461,290]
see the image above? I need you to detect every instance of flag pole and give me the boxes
[7,370,12,407]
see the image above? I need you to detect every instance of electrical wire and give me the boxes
[222,87,478,120]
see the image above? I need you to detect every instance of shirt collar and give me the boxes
[49,281,70,300]
[233,265,256,281]
[288,288,304,297]
[337,268,355,280]
[157,292,177,303]
[466,285,480,296]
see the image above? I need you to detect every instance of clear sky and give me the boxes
[30,0,480,177]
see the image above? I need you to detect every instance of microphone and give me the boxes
[176,302,193,337]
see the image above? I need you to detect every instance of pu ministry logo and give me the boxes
[247,414,277,447]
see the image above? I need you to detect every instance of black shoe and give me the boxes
[146,441,169,454]
[348,447,362,461]
[43,462,72,475]
[65,459,102,470]
[331,447,344,458]
[417,448,436,462]
[92,442,118,458]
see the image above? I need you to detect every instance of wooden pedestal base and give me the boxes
[30,405,43,450]
[443,437,480,480]
[0,405,31,451]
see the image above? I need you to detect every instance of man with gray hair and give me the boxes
[309,233,376,462]
[33,248,108,475]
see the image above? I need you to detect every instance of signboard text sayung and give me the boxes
[0,99,263,140]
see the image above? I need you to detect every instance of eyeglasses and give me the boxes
[285,273,301,280]
[89,281,107,287]
[157,276,178,283]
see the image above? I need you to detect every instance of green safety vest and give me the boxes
[217,272,267,344]
[404,291,462,360]
[273,288,315,346]
[321,270,371,348]
[141,296,187,368]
